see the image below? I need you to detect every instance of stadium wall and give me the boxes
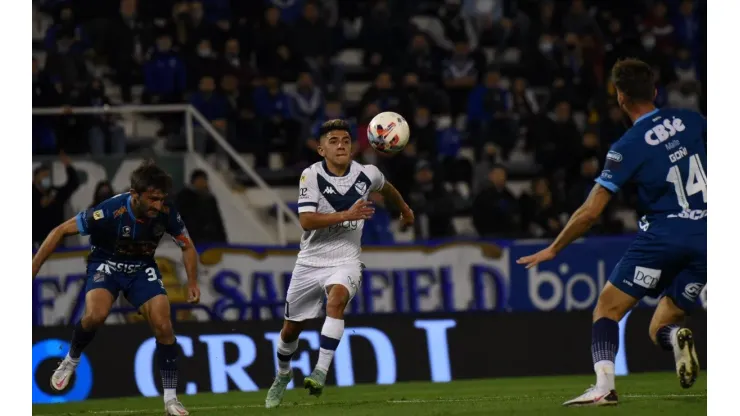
[33,237,708,327]
[32,309,707,403]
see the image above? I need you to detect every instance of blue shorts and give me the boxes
[86,261,167,309]
[608,233,706,312]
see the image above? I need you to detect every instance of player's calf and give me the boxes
[305,285,349,397]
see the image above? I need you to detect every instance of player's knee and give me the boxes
[592,298,624,322]
[152,319,174,342]
[82,309,109,329]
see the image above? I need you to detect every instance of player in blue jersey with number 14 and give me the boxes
[32,161,200,415]
[517,58,706,407]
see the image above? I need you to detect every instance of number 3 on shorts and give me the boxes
[146,267,158,281]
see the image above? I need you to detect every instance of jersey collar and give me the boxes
[322,160,351,177]
[634,108,660,125]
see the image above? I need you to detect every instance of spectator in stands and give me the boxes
[436,0,478,51]
[202,0,231,24]
[185,1,217,52]
[44,27,89,90]
[473,165,519,237]
[33,58,62,154]
[641,1,675,52]
[187,39,219,89]
[600,102,627,145]
[472,142,500,195]
[220,38,255,86]
[359,71,401,113]
[674,0,701,52]
[403,33,439,84]
[32,153,80,248]
[143,33,187,136]
[293,2,342,93]
[176,170,228,245]
[510,77,540,131]
[519,177,564,238]
[289,72,324,139]
[252,76,300,163]
[267,0,307,24]
[360,0,399,72]
[354,102,381,163]
[563,0,602,38]
[361,192,395,245]
[190,76,230,153]
[385,142,419,203]
[408,161,456,240]
[399,72,449,119]
[90,180,114,208]
[467,68,515,159]
[674,47,698,84]
[579,130,604,165]
[436,113,473,197]
[143,33,187,105]
[84,79,127,155]
[668,80,701,111]
[107,0,151,103]
[566,157,600,212]
[411,106,438,161]
[221,74,260,158]
[534,101,581,176]
[44,6,89,52]
[530,0,562,42]
[443,41,480,116]
[524,32,562,87]
[254,8,302,80]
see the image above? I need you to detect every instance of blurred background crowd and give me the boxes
[32,0,706,243]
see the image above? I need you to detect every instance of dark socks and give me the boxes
[69,321,97,359]
[156,341,179,391]
[591,318,619,364]
[656,324,680,351]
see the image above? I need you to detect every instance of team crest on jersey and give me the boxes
[122,226,132,238]
[354,181,368,195]
[93,272,106,283]
[606,151,623,162]
[93,210,105,220]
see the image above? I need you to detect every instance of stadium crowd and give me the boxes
[32,0,706,241]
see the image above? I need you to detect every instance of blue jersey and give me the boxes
[75,193,190,265]
[596,108,707,236]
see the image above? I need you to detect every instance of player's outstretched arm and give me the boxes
[378,181,415,226]
[181,243,201,304]
[32,216,80,278]
[299,199,375,231]
[517,184,612,269]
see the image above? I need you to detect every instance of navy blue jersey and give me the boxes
[75,193,190,264]
[596,108,707,236]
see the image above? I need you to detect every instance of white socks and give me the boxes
[163,389,176,403]
[276,338,299,375]
[594,360,616,391]
[316,317,344,373]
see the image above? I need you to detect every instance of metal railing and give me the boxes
[31,104,301,245]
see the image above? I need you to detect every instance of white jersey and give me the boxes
[296,160,386,267]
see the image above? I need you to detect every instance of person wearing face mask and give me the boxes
[32,153,80,248]
[90,181,115,209]
[472,165,520,238]
[189,76,230,153]
[187,38,218,89]
[175,170,228,244]
[84,79,127,156]
[407,161,457,240]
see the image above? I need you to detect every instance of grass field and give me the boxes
[32,372,706,416]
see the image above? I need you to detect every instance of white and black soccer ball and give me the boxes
[367,111,411,154]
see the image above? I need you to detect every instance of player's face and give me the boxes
[131,188,167,218]
[319,130,352,166]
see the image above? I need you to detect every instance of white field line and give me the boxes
[32,393,708,415]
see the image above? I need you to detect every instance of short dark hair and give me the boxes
[190,169,208,184]
[611,58,655,103]
[319,119,352,141]
[130,160,173,194]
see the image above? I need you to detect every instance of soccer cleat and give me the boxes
[164,399,189,416]
[50,357,78,391]
[265,371,293,408]
[562,386,618,407]
[303,369,327,397]
[673,327,700,389]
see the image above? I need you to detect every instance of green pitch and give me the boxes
[32,372,706,416]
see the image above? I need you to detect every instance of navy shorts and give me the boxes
[608,233,706,312]
[86,261,167,309]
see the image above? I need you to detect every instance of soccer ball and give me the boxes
[367,111,411,154]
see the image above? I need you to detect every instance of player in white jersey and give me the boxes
[265,119,414,408]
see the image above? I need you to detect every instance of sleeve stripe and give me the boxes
[298,206,318,213]
[298,202,318,208]
[75,213,89,236]
[595,178,620,193]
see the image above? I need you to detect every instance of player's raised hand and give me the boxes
[516,247,556,269]
[345,199,375,221]
[400,204,415,226]
[187,282,201,304]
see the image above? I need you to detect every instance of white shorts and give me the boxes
[284,262,363,321]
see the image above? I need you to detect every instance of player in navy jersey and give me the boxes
[32,161,200,416]
[517,59,706,407]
